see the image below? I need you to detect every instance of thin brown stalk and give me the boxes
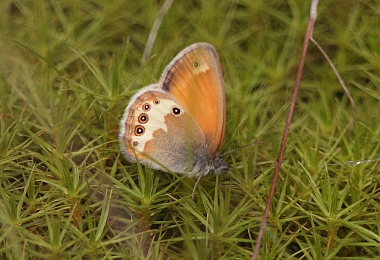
[142,0,174,63]
[251,1,319,259]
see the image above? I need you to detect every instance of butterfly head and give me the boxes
[210,155,230,174]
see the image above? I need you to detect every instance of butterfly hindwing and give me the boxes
[120,85,206,173]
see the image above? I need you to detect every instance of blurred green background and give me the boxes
[0,0,379,259]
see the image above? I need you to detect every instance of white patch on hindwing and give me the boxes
[131,98,182,152]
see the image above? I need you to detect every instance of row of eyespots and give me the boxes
[132,97,182,141]
[133,108,181,136]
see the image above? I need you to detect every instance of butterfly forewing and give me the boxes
[159,43,226,154]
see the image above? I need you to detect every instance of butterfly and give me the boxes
[119,43,228,177]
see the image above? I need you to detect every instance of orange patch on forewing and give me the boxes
[161,46,226,154]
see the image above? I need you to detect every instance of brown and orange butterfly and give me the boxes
[119,43,228,177]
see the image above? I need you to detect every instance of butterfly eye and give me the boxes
[154,99,160,105]
[134,125,145,136]
[171,107,181,116]
[138,113,149,124]
[193,60,199,68]
[143,103,151,111]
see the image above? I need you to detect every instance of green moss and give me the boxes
[0,0,379,258]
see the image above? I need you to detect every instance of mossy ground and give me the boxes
[0,0,379,259]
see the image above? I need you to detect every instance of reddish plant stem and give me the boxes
[252,1,319,259]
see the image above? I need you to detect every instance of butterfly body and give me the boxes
[120,43,227,177]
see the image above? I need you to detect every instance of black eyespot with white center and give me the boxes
[134,125,145,136]
[154,99,160,105]
[143,103,150,111]
[138,113,148,124]
[133,141,139,146]
[171,107,181,116]
[193,60,199,68]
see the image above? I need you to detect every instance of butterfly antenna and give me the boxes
[192,175,203,199]
[221,141,263,156]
